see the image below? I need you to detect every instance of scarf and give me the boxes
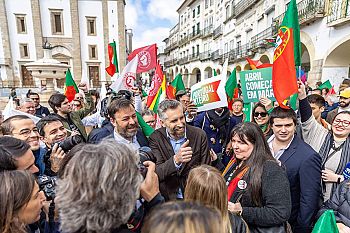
[207,108,231,147]
[319,132,350,194]
[222,157,249,201]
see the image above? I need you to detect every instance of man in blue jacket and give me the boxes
[268,107,322,233]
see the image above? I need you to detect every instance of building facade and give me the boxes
[0,0,127,88]
[163,0,350,91]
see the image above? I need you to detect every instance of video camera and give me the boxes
[55,135,84,152]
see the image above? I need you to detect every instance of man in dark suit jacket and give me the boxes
[148,99,211,200]
[268,107,322,233]
[88,98,148,148]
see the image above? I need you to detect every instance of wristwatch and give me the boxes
[337,176,342,184]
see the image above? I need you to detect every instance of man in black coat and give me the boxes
[268,107,322,233]
[88,98,148,148]
[28,92,50,118]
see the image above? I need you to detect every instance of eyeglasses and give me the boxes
[12,128,39,137]
[254,112,268,117]
[333,119,350,127]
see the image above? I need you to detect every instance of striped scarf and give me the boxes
[319,132,350,195]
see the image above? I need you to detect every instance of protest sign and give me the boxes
[240,67,275,103]
[190,75,228,112]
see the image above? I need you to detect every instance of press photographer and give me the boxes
[37,115,83,176]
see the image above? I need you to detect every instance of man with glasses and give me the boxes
[268,106,322,233]
[1,115,44,174]
[298,81,350,202]
[28,92,50,118]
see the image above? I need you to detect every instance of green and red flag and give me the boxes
[272,0,300,109]
[167,73,186,99]
[246,58,273,70]
[106,41,119,77]
[225,68,239,110]
[64,68,79,102]
[136,111,154,137]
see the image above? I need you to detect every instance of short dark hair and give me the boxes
[107,98,134,119]
[90,90,100,100]
[232,98,243,105]
[0,137,31,171]
[269,107,297,126]
[36,115,63,136]
[28,92,39,97]
[307,94,325,108]
[48,93,67,113]
[1,115,31,135]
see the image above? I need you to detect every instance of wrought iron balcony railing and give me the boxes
[251,25,278,50]
[201,25,213,38]
[213,26,223,39]
[178,56,189,65]
[212,49,223,60]
[234,0,258,18]
[199,51,212,60]
[188,53,200,62]
[327,0,350,24]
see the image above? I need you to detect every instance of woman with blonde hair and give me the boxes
[142,201,224,233]
[184,164,248,233]
[0,170,45,233]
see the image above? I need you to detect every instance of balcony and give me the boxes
[327,0,350,26]
[234,0,258,18]
[275,0,326,26]
[212,49,223,60]
[213,26,223,39]
[179,35,189,46]
[251,25,278,51]
[178,56,189,65]
[199,51,211,60]
[189,30,201,40]
[189,53,200,62]
[201,25,213,39]
[164,58,178,67]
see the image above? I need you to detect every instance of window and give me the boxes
[196,45,199,56]
[230,40,234,50]
[88,66,100,87]
[226,5,230,19]
[50,10,64,35]
[205,0,208,8]
[16,15,26,33]
[197,22,200,34]
[193,9,196,18]
[197,5,200,15]
[89,45,98,59]
[210,0,214,6]
[192,26,195,36]
[86,17,96,36]
[19,43,29,58]
[192,46,195,55]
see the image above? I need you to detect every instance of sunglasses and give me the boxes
[254,112,268,117]
[30,98,39,100]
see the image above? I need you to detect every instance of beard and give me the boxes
[171,125,186,139]
[339,101,350,108]
[117,122,139,139]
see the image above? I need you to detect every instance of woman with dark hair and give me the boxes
[0,170,45,233]
[252,99,273,138]
[223,122,291,232]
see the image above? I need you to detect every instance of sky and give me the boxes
[125,0,182,50]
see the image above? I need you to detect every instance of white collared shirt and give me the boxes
[267,134,294,161]
[113,130,140,151]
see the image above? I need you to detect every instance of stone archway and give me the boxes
[323,38,350,92]
[244,63,251,70]
[183,68,189,87]
[175,66,179,75]
[190,67,201,86]
[204,66,212,79]
[260,55,271,64]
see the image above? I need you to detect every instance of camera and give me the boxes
[56,135,84,152]
[138,147,152,178]
[37,175,57,200]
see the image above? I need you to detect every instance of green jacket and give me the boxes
[56,93,94,141]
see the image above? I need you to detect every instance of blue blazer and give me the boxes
[279,135,322,233]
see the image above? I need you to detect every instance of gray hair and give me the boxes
[158,99,181,121]
[56,139,143,233]
[19,98,34,106]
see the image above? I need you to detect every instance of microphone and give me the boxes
[343,162,350,180]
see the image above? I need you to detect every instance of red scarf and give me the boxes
[222,158,249,200]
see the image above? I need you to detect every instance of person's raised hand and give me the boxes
[259,97,273,111]
[140,161,159,202]
[297,80,307,100]
[50,143,65,173]
[174,140,192,165]
[78,83,88,93]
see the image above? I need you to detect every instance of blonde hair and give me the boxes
[142,201,224,233]
[184,165,232,233]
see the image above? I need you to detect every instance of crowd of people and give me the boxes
[0,78,350,233]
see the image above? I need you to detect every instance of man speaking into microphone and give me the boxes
[147,99,211,201]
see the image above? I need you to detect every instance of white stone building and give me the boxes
[0,0,127,88]
[163,0,350,91]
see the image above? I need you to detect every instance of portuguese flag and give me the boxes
[64,68,79,102]
[272,0,300,109]
[167,73,186,99]
[106,41,119,76]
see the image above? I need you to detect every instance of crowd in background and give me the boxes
[0,78,350,233]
